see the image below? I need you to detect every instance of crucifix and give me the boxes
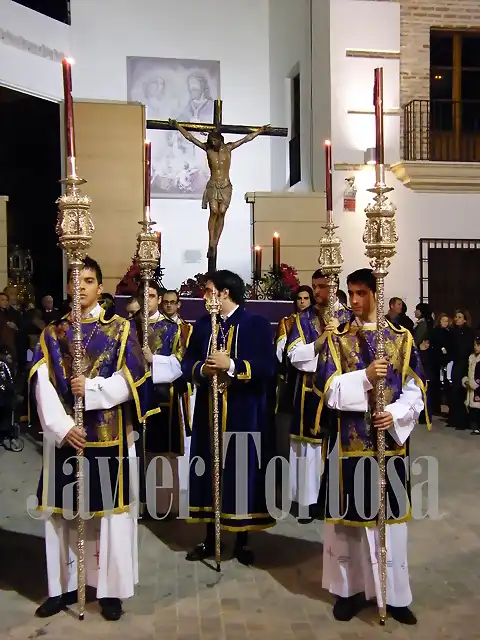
[147,99,288,271]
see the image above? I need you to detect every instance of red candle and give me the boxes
[254,245,262,280]
[325,140,332,213]
[273,232,280,274]
[62,57,76,176]
[144,141,152,222]
[373,68,384,167]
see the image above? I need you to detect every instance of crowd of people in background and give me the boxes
[0,287,115,444]
[283,288,478,435]
[1,282,477,441]
[387,297,478,435]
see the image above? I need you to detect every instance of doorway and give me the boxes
[0,86,63,303]
[419,238,480,326]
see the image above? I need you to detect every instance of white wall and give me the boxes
[69,0,271,286]
[0,0,271,287]
[0,0,70,101]
[269,0,311,191]
[330,0,480,313]
[269,0,331,193]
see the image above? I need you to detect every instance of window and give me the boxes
[12,0,70,25]
[289,73,301,187]
[430,30,480,134]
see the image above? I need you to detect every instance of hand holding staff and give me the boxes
[204,289,222,572]
[363,67,398,626]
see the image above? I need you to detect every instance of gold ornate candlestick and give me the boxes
[204,290,222,572]
[319,140,343,318]
[318,210,343,319]
[363,67,398,627]
[56,172,94,620]
[135,219,160,511]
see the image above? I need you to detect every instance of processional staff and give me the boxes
[135,137,160,502]
[56,57,94,621]
[363,67,398,626]
[318,140,343,318]
[204,291,222,572]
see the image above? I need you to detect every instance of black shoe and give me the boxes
[35,591,78,618]
[297,518,314,524]
[99,598,123,621]
[332,593,366,621]
[471,429,480,435]
[186,541,215,561]
[233,543,254,566]
[387,605,417,625]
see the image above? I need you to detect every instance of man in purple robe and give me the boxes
[314,268,429,625]
[181,270,276,565]
[286,269,351,522]
[30,257,157,621]
[141,281,193,512]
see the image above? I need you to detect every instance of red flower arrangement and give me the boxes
[279,263,300,293]
[178,273,208,298]
[116,259,141,295]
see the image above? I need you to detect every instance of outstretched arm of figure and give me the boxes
[169,119,207,150]
[228,124,270,150]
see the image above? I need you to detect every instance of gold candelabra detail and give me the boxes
[318,210,343,319]
[135,218,160,513]
[363,75,398,623]
[205,290,222,572]
[56,173,94,621]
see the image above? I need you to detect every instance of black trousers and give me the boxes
[469,407,480,430]
[449,382,467,428]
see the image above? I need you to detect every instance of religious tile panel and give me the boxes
[127,57,220,200]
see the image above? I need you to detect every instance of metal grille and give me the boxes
[419,238,480,303]
[403,100,480,161]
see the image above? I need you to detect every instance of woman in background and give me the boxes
[414,303,434,423]
[430,313,452,416]
[448,309,474,430]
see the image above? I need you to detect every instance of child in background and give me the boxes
[462,337,480,435]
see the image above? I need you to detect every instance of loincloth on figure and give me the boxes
[202,179,233,210]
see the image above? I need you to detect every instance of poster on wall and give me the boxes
[126,56,221,199]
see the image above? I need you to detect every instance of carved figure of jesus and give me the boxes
[169,119,270,262]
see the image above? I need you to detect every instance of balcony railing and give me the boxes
[403,99,480,162]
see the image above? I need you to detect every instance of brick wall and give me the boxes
[400,0,480,106]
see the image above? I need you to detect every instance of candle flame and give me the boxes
[254,245,261,251]
[273,232,279,238]
[64,57,75,65]
[325,140,331,146]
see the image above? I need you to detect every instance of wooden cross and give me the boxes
[147,99,288,138]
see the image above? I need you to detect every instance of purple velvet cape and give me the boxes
[286,305,352,443]
[313,319,430,527]
[146,315,193,456]
[181,306,277,532]
[29,310,158,516]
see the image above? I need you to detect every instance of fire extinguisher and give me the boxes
[343,176,357,212]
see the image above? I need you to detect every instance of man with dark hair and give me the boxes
[285,269,351,522]
[387,296,414,334]
[161,289,182,323]
[126,296,140,319]
[314,267,428,625]
[30,256,156,621]
[181,269,276,564]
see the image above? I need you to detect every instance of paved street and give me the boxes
[1,421,479,640]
